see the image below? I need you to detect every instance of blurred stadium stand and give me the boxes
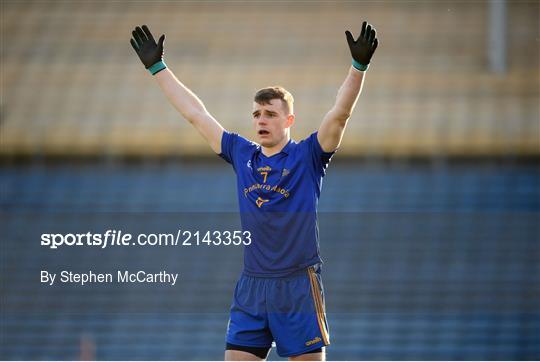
[1,0,539,360]
[1,1,538,157]
[1,162,539,360]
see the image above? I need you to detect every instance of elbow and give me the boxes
[183,112,197,124]
[184,109,207,124]
[332,106,351,122]
[335,111,351,126]
[340,112,352,122]
[182,112,203,124]
[325,107,351,128]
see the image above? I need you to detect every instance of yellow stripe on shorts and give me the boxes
[308,266,330,345]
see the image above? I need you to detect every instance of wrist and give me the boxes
[148,60,167,75]
[352,59,369,71]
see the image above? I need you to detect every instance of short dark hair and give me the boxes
[254,86,294,114]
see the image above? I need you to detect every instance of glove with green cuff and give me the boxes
[345,21,379,71]
[130,25,167,75]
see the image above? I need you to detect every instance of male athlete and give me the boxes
[130,21,378,361]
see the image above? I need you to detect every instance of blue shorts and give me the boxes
[226,264,330,357]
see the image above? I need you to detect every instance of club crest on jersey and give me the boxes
[282,168,290,177]
[255,197,269,208]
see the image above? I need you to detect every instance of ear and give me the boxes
[285,114,295,128]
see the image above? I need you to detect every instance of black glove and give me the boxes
[345,21,379,71]
[130,25,166,75]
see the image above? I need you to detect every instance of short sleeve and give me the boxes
[218,131,237,165]
[305,131,336,177]
[218,131,258,171]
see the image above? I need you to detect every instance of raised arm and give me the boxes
[317,21,378,153]
[130,25,224,154]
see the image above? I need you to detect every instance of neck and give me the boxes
[261,136,290,157]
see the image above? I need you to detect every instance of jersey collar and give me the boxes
[281,138,294,155]
[257,138,294,157]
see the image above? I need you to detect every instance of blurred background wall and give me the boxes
[1,0,538,157]
[1,0,539,360]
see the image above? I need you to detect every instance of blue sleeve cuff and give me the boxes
[148,61,167,75]
[352,59,369,72]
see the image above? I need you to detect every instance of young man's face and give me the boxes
[252,99,294,147]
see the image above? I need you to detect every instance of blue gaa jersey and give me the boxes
[219,131,335,277]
